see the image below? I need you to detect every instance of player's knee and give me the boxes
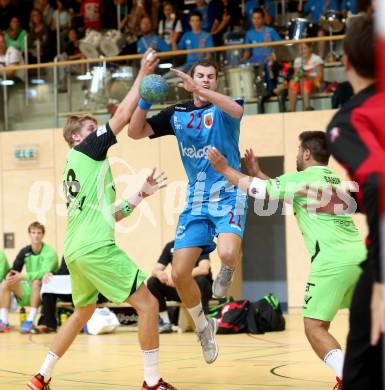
[171,268,190,287]
[218,248,237,266]
[73,304,96,324]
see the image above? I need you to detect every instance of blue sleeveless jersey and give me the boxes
[148,100,244,203]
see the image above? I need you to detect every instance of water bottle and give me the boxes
[19,307,27,324]
[60,311,68,325]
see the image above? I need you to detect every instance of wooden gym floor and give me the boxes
[0,311,348,389]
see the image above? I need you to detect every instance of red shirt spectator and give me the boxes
[80,0,103,30]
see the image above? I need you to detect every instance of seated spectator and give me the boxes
[0,32,24,80]
[5,16,26,52]
[242,0,273,26]
[137,16,170,54]
[0,0,18,32]
[80,0,103,31]
[192,0,215,32]
[147,241,212,333]
[0,222,58,333]
[28,8,52,63]
[288,42,324,112]
[158,2,183,46]
[58,28,84,91]
[173,11,213,73]
[52,0,71,35]
[341,0,357,16]
[35,0,55,29]
[210,0,242,46]
[240,8,281,65]
[35,257,71,333]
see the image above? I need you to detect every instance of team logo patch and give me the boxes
[204,113,213,129]
[330,127,341,142]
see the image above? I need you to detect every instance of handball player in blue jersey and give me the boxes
[128,60,246,364]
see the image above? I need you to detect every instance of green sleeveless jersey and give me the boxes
[265,166,367,271]
[63,124,117,262]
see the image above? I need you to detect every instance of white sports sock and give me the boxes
[188,302,208,333]
[142,348,160,386]
[159,311,170,324]
[27,307,38,323]
[324,348,344,378]
[0,308,9,324]
[39,351,59,382]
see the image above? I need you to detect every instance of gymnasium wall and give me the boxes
[0,111,368,307]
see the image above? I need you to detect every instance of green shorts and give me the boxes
[16,281,32,307]
[302,264,362,322]
[66,244,147,307]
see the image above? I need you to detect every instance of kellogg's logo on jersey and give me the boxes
[180,142,211,159]
[204,113,213,129]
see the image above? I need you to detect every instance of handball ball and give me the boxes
[140,75,169,104]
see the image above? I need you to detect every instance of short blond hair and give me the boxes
[63,114,97,147]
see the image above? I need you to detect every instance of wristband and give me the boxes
[119,199,134,217]
[138,98,152,110]
[127,192,143,207]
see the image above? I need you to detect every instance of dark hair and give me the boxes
[343,15,375,79]
[189,10,202,20]
[252,7,265,17]
[299,131,330,165]
[28,221,45,234]
[190,60,219,78]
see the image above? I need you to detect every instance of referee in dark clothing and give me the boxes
[147,241,213,333]
[325,16,385,390]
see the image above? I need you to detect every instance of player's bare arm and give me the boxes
[109,48,159,136]
[208,147,267,200]
[171,68,243,119]
[114,168,166,222]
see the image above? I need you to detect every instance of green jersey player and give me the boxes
[28,49,176,390]
[208,131,366,389]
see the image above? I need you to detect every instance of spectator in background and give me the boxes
[0,32,24,80]
[119,0,147,41]
[341,0,357,16]
[150,0,162,34]
[210,0,241,46]
[137,16,170,54]
[174,11,213,73]
[298,0,340,25]
[0,222,58,334]
[288,42,324,112]
[36,0,55,29]
[53,0,71,51]
[158,2,182,47]
[192,0,215,32]
[240,8,281,64]
[80,0,103,30]
[147,241,212,333]
[242,0,273,27]
[0,0,18,32]
[28,8,51,63]
[5,16,26,52]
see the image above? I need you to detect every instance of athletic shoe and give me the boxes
[27,374,51,390]
[20,320,34,333]
[212,265,234,298]
[196,317,218,364]
[0,321,11,333]
[141,378,177,390]
[333,377,342,390]
[31,325,56,334]
[159,321,173,334]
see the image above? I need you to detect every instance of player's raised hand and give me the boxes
[139,168,167,199]
[244,148,260,177]
[170,68,198,93]
[140,49,160,75]
[207,147,228,173]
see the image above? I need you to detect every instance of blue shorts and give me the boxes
[174,195,247,255]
